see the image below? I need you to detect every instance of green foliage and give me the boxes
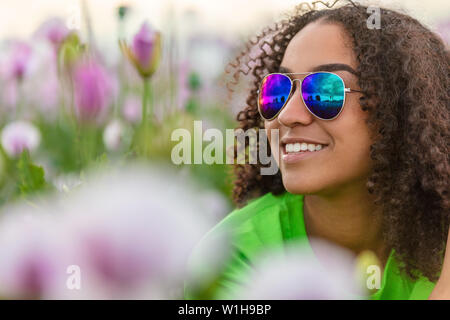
[38,120,80,172]
[188,72,202,92]
[16,151,49,196]
[185,97,199,115]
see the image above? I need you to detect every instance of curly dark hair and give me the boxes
[226,0,450,281]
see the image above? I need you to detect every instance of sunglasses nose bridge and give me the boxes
[286,78,302,100]
[290,78,302,91]
[287,78,305,105]
[277,78,315,126]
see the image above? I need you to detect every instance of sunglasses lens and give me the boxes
[258,74,292,120]
[301,72,345,120]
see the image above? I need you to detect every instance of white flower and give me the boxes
[103,119,125,151]
[1,121,41,157]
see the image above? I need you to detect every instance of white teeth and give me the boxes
[285,142,326,153]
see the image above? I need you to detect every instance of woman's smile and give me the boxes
[281,139,329,164]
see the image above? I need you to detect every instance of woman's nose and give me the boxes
[277,84,314,127]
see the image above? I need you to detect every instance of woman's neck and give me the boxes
[302,180,388,266]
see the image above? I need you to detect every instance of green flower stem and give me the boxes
[16,80,25,120]
[135,78,154,157]
[141,78,151,128]
[77,124,96,168]
[148,80,153,121]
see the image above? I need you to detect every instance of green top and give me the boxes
[184,191,435,300]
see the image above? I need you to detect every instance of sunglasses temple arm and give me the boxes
[345,88,363,93]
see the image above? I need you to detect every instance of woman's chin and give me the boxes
[282,180,323,196]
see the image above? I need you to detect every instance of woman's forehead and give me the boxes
[282,21,357,73]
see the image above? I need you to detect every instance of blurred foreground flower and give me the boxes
[0,214,70,299]
[1,121,41,158]
[236,239,366,300]
[119,22,161,79]
[72,59,113,122]
[52,174,83,194]
[0,165,221,299]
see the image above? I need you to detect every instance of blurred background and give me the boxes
[0,0,447,299]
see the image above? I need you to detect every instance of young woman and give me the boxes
[185,2,449,300]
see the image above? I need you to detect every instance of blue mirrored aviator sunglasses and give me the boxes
[257,72,362,121]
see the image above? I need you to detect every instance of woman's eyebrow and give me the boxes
[311,63,358,74]
[278,64,358,75]
[278,66,292,73]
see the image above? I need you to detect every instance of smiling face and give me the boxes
[265,21,373,197]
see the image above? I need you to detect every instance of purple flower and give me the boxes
[1,121,41,157]
[0,214,69,299]
[122,95,141,124]
[12,249,57,299]
[132,22,155,69]
[12,42,32,80]
[119,22,161,79]
[34,17,70,49]
[0,41,32,81]
[73,60,112,122]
